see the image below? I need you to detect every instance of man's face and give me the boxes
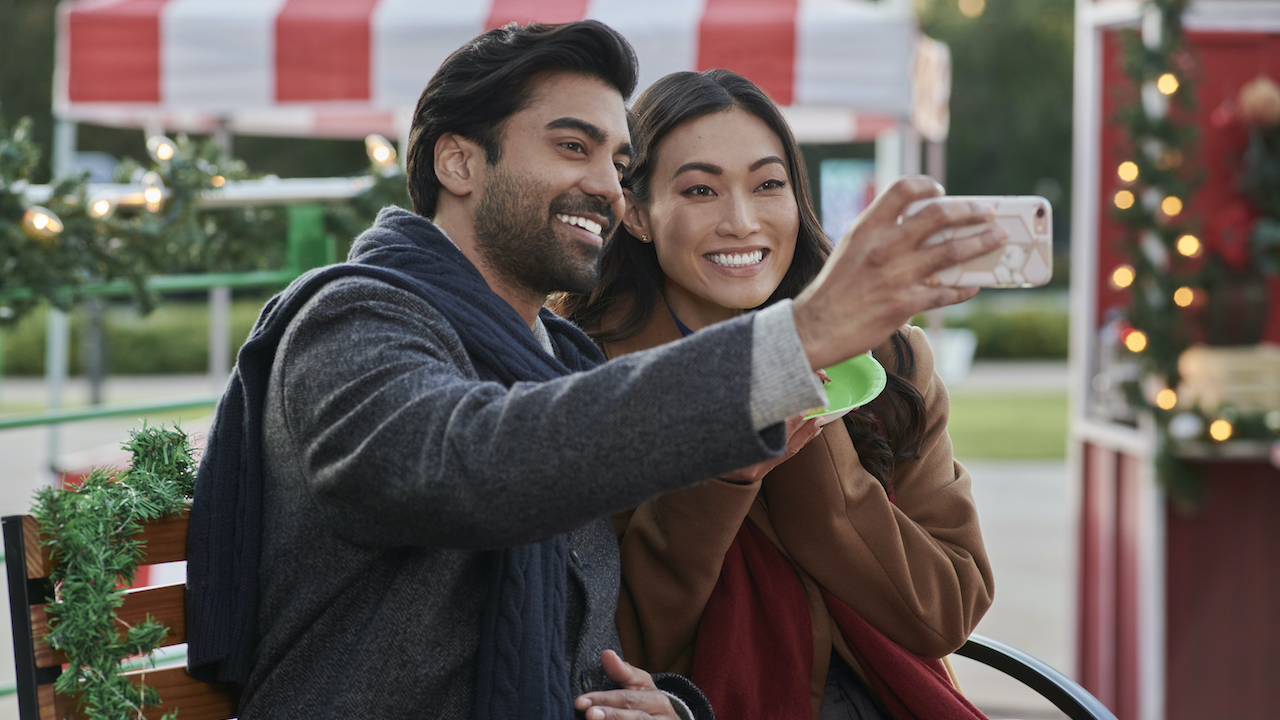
[473,71,631,296]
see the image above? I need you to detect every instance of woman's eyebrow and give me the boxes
[673,161,721,179]
[750,156,785,172]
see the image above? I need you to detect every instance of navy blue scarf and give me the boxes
[187,207,602,720]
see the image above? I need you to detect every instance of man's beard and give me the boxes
[472,163,614,296]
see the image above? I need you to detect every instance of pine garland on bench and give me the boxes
[31,424,196,720]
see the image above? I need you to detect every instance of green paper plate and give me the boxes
[804,353,888,421]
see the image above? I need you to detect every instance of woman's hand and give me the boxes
[718,414,822,485]
[792,176,1007,370]
[574,650,683,720]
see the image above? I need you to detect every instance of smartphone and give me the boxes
[905,195,1053,288]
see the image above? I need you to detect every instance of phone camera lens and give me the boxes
[1035,206,1046,218]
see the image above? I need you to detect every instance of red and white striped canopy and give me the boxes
[56,0,942,142]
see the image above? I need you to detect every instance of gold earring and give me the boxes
[640,234,651,243]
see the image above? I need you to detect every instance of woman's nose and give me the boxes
[717,193,760,238]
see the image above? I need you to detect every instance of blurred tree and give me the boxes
[917,0,1075,262]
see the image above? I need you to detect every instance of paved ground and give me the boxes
[0,362,1074,719]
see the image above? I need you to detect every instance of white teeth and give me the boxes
[556,214,603,236]
[707,250,764,268]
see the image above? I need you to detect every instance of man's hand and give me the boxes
[574,650,683,720]
[792,176,1007,370]
[719,414,822,485]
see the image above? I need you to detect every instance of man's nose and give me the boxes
[580,158,624,208]
[716,193,760,239]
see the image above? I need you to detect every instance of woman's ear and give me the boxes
[622,197,652,242]
[434,132,484,199]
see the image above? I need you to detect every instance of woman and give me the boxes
[554,69,995,720]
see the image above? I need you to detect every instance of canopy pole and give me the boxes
[51,119,77,180]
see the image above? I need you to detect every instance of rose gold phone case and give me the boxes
[906,195,1053,288]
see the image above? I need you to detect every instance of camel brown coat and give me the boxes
[605,301,995,719]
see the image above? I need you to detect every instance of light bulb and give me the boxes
[141,171,166,212]
[1155,389,1177,410]
[1124,329,1148,353]
[1176,234,1200,257]
[1157,73,1179,95]
[1209,419,1233,441]
[88,196,116,219]
[146,135,178,163]
[1117,161,1139,183]
[211,175,226,188]
[1161,196,1183,217]
[1173,287,1194,307]
[1111,264,1136,289]
[21,206,64,241]
[365,134,398,169]
[1115,190,1135,209]
[958,0,985,17]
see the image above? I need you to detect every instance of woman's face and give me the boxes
[634,107,799,330]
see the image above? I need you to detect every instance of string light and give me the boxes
[87,193,115,219]
[1173,287,1195,307]
[1117,161,1139,183]
[142,171,166,213]
[210,175,226,188]
[1209,419,1233,441]
[1157,73,1179,95]
[1111,264,1136,289]
[958,0,985,17]
[1161,196,1183,216]
[1155,388,1178,410]
[1176,234,1201,257]
[1123,329,1148,352]
[365,134,398,169]
[21,206,64,241]
[1115,190,1135,209]
[146,135,178,163]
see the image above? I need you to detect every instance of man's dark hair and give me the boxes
[405,20,639,218]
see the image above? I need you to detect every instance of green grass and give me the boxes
[947,392,1068,459]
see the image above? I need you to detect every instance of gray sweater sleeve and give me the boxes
[748,299,827,430]
[271,278,787,551]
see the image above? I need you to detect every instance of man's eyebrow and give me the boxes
[546,117,605,145]
[751,156,786,172]
[673,162,722,178]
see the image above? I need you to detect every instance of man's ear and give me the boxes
[621,194,651,242]
[434,132,484,199]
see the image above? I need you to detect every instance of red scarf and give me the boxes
[690,519,986,720]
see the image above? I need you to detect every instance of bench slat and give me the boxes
[40,665,239,720]
[23,510,191,580]
[30,583,187,668]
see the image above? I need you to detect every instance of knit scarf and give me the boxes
[688,519,987,720]
[186,207,602,720]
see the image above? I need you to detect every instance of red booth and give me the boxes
[1070,2,1280,719]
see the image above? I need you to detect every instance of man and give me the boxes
[186,20,1004,720]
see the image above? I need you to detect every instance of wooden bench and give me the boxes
[3,512,240,720]
[4,510,1114,720]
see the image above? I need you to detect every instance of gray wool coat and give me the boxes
[238,268,815,718]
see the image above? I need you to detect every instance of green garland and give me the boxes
[1,113,410,327]
[31,424,196,720]
[1113,0,1280,503]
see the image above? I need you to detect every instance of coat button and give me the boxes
[579,676,592,693]
[570,550,583,568]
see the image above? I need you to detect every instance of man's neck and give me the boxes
[434,212,545,330]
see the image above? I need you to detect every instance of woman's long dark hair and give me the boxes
[555,69,925,486]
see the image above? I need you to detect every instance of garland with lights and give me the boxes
[1109,0,1280,503]
[32,424,195,720]
[0,115,409,327]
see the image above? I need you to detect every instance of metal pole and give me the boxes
[51,120,77,179]
[209,286,231,391]
[44,308,70,480]
[82,297,106,405]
